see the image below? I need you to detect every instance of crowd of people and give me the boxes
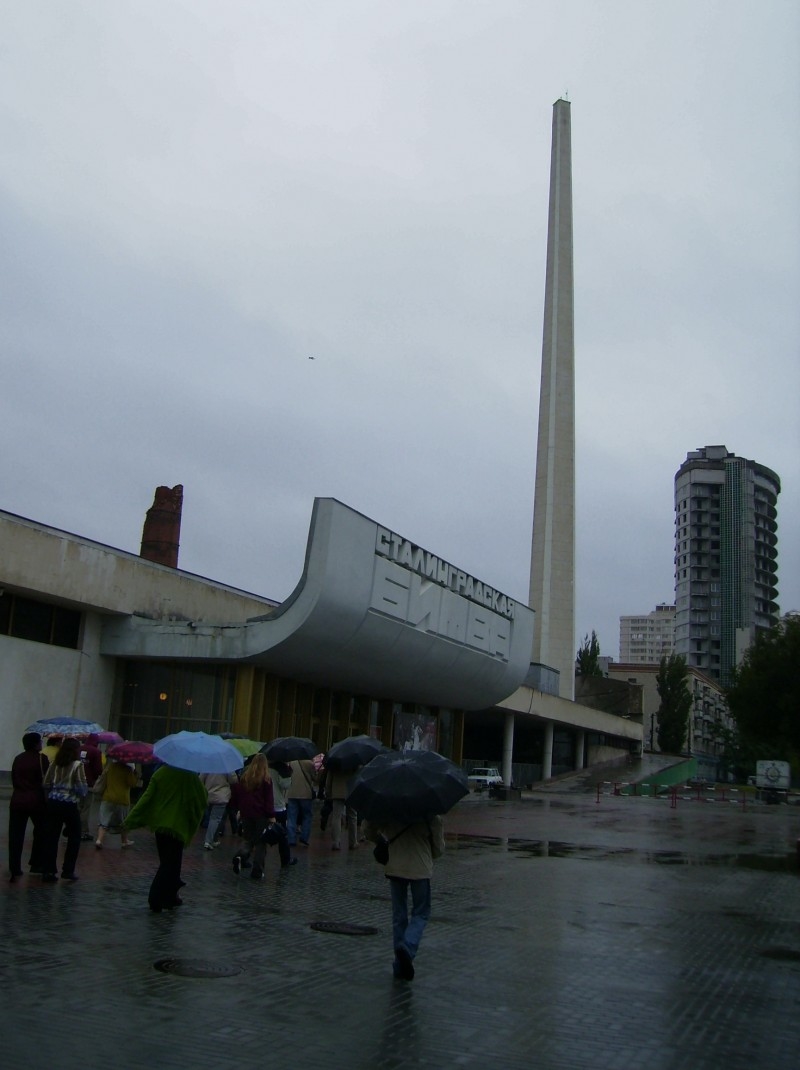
[7,731,445,980]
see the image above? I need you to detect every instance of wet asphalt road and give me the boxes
[2,788,799,1070]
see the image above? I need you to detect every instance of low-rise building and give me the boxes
[1,492,642,782]
[607,662,732,778]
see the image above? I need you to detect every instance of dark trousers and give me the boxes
[149,832,184,910]
[238,819,290,874]
[42,800,81,877]
[238,817,267,872]
[8,806,47,875]
[262,821,290,866]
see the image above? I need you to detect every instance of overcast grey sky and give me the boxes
[2,1,798,662]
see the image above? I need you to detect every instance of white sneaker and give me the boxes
[203,843,213,850]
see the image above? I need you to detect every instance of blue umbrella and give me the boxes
[25,716,105,737]
[153,730,244,774]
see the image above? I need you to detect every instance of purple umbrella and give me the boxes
[95,731,124,745]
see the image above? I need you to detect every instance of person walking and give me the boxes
[95,760,138,849]
[8,732,49,881]
[267,761,292,829]
[230,753,292,878]
[268,760,296,866]
[124,765,207,912]
[326,767,359,851]
[286,758,316,847]
[362,815,445,981]
[317,768,333,832]
[42,735,63,765]
[40,738,88,883]
[77,733,103,841]
[199,772,237,850]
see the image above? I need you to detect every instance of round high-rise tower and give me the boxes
[674,445,780,685]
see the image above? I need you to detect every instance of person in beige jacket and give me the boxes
[362,814,445,981]
[286,759,317,847]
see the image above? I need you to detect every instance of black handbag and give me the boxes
[373,836,390,865]
[260,823,286,846]
[373,825,410,865]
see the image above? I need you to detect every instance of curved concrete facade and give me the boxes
[101,498,536,711]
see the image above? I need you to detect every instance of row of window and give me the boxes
[0,592,82,650]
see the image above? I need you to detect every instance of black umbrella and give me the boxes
[324,734,385,773]
[260,736,318,763]
[346,749,469,824]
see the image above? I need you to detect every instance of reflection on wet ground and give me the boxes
[2,789,798,1070]
[451,833,799,871]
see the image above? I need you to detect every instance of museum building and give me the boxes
[0,493,641,780]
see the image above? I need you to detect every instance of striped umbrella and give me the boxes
[25,716,105,737]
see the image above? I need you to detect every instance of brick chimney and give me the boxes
[140,485,183,568]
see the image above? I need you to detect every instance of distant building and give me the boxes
[619,603,675,663]
[575,674,643,720]
[607,662,732,778]
[673,445,780,686]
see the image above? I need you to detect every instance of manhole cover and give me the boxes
[759,947,800,963]
[153,957,243,978]
[310,921,378,936]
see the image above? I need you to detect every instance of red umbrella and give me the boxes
[106,741,157,764]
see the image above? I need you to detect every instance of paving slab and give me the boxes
[2,791,799,1070]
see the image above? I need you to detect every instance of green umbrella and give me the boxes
[228,737,263,758]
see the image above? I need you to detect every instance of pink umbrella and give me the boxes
[107,741,157,764]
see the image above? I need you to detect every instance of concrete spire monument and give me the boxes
[528,98,576,700]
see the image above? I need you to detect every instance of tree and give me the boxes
[576,631,602,677]
[656,654,692,754]
[707,719,753,784]
[726,618,800,762]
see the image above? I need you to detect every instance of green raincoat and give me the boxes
[125,765,207,846]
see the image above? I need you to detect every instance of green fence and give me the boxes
[619,758,698,797]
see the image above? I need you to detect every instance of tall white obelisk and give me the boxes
[529,98,575,701]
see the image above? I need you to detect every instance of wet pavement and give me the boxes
[2,788,799,1070]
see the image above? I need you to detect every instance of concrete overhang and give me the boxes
[101,498,536,711]
[497,686,643,741]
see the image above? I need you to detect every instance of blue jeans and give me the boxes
[205,803,228,845]
[287,798,312,845]
[389,876,431,959]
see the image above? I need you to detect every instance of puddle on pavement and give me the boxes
[451,834,799,871]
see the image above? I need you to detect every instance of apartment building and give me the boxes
[619,603,675,663]
[674,445,780,685]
